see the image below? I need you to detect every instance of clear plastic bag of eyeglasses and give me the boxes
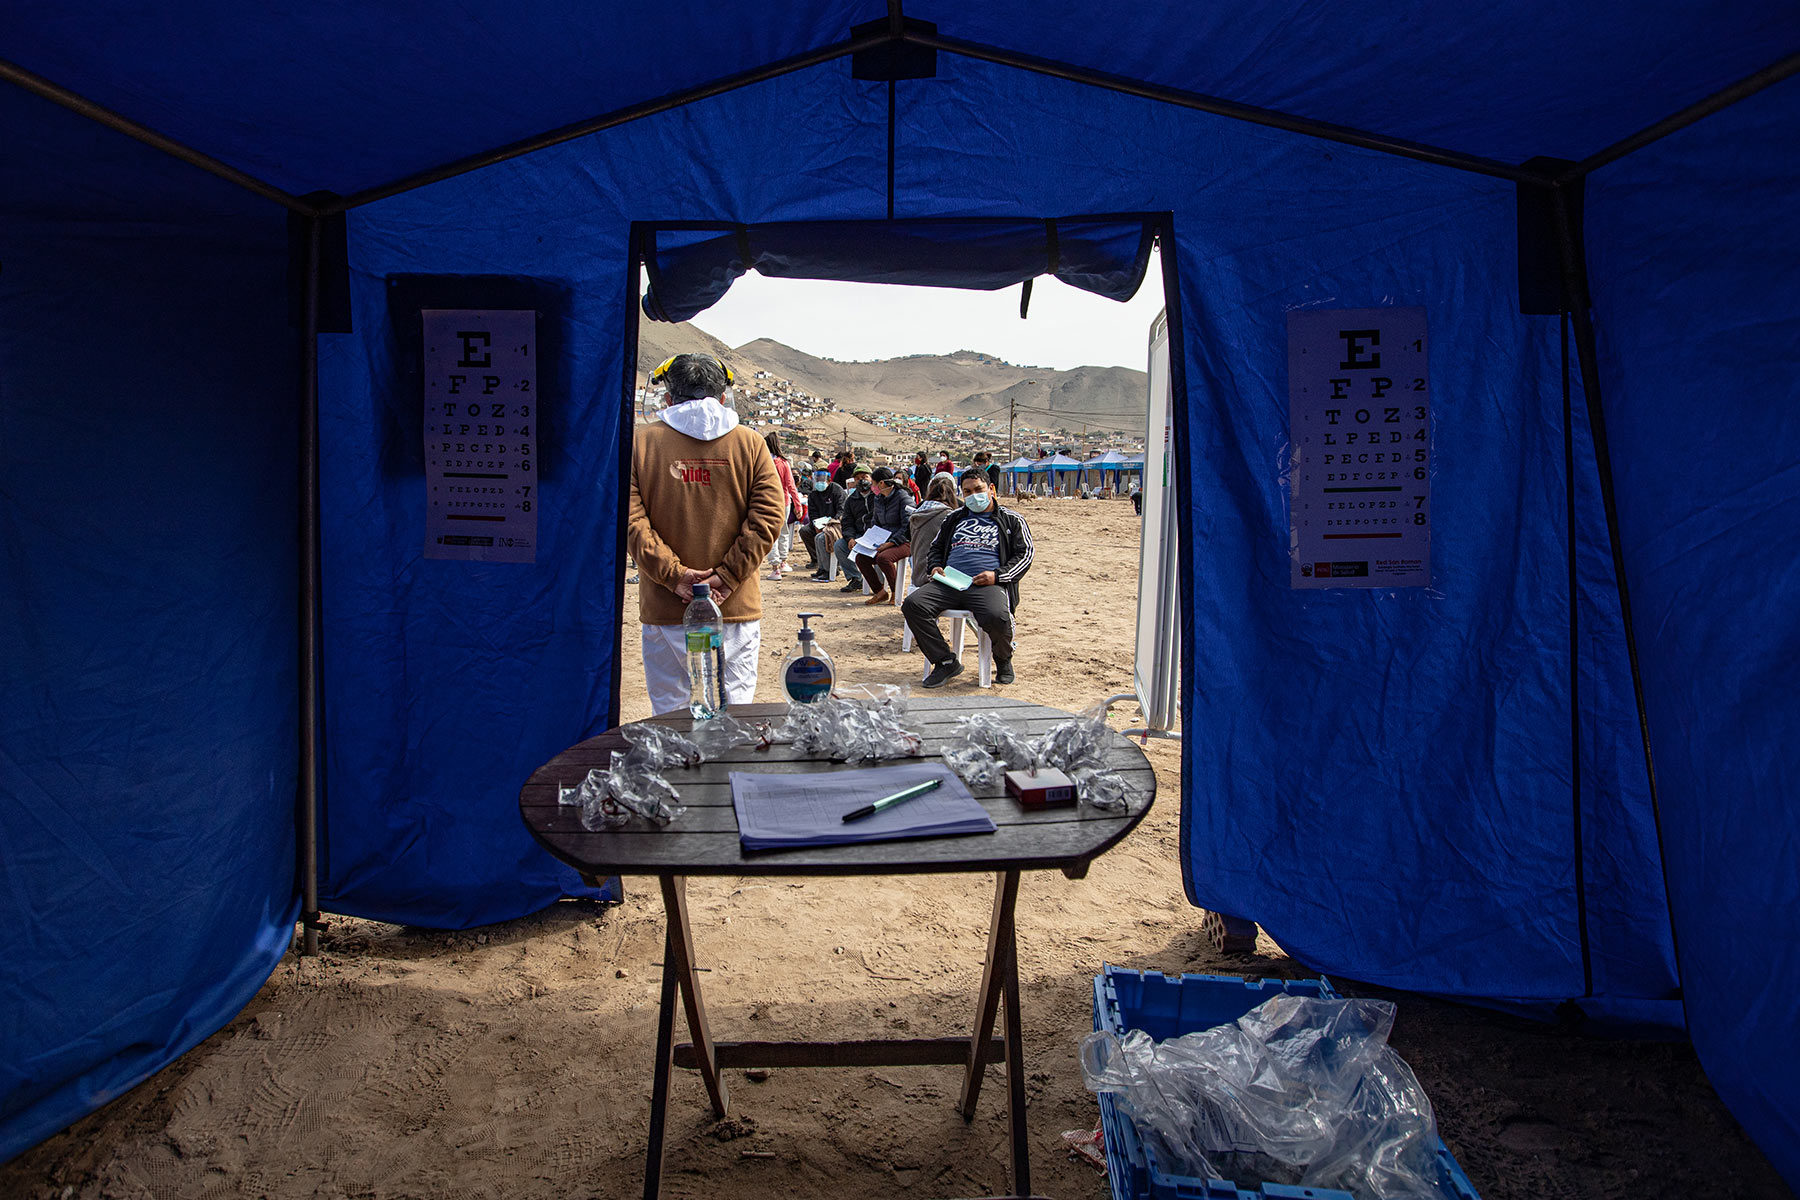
[951,712,1038,770]
[774,689,921,762]
[689,712,773,758]
[618,722,702,769]
[941,742,1006,790]
[559,750,687,829]
[1080,994,1458,1199]
[949,703,1135,810]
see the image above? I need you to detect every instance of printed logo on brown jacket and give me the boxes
[668,458,730,485]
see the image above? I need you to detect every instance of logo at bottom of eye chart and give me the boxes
[1301,561,1369,579]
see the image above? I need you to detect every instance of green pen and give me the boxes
[842,777,942,823]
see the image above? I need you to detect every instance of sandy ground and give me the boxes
[6,499,1788,1200]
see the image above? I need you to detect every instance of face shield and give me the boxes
[647,354,735,415]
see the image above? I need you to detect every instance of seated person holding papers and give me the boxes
[902,469,1034,687]
[854,466,917,605]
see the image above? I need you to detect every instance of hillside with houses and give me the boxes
[635,322,1148,461]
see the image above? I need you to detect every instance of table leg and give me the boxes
[661,875,729,1118]
[643,923,679,1200]
[1001,916,1031,1198]
[960,869,1020,1120]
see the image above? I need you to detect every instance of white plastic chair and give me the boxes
[901,595,993,688]
[891,556,908,605]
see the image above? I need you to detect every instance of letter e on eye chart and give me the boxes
[1287,307,1430,589]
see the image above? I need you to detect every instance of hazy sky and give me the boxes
[686,255,1165,372]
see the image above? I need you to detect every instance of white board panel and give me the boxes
[1131,311,1180,731]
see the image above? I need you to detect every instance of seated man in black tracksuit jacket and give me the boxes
[902,468,1034,687]
[802,468,846,576]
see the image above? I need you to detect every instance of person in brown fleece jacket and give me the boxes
[629,354,785,714]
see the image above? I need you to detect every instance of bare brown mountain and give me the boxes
[636,323,1146,432]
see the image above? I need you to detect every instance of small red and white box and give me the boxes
[1004,767,1076,808]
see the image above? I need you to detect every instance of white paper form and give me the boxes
[729,761,995,851]
[850,525,892,558]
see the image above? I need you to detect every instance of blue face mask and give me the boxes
[963,492,992,513]
[813,479,829,491]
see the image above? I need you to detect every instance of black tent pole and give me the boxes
[1549,183,1687,1016]
[898,29,1538,183]
[298,216,323,956]
[1560,313,1593,999]
[0,56,313,214]
[322,29,890,215]
[1561,51,1800,183]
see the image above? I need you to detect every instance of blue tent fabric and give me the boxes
[906,2,1795,166]
[0,86,301,1160]
[0,1,873,196]
[1583,77,1800,1184]
[643,217,1154,323]
[4,3,1793,193]
[314,227,629,927]
[2,6,1798,1187]
[1172,171,1598,1002]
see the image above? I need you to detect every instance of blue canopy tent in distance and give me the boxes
[998,455,1036,495]
[1029,452,1085,495]
[1081,448,1135,494]
[1116,451,1145,493]
[1,3,1796,1192]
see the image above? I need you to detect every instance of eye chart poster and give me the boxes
[423,309,537,563]
[1287,307,1430,589]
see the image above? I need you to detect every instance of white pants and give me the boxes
[765,522,795,568]
[642,621,762,716]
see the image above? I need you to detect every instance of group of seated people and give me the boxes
[796,462,1032,687]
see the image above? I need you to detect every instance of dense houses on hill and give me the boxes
[637,364,1144,463]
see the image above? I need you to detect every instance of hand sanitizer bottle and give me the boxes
[781,613,834,703]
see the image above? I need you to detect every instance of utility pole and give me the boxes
[1011,379,1035,461]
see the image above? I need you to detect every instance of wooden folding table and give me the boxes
[518,696,1154,1200]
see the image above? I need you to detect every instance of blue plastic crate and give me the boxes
[1090,966,1482,1200]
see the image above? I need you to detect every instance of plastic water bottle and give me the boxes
[683,582,726,719]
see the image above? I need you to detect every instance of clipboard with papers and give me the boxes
[728,761,995,851]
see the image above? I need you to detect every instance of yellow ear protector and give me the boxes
[649,354,734,386]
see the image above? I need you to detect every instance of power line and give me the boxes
[1011,400,1120,412]
[1008,401,1139,419]
[958,399,1014,423]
